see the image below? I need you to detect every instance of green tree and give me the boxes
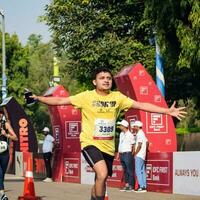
[27,34,43,49]
[44,0,155,88]
[144,0,200,105]
[25,34,53,132]
[0,33,30,104]
[42,0,199,130]
[25,34,82,132]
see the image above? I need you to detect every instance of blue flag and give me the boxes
[155,40,165,97]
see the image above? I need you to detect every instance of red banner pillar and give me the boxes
[114,63,177,152]
[44,85,81,182]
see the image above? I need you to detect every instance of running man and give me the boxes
[31,67,186,200]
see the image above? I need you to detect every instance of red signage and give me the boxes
[146,152,173,193]
[62,152,81,183]
[146,113,168,133]
[65,121,81,138]
[115,63,177,152]
[147,160,170,185]
[107,153,173,192]
[53,125,61,145]
[44,85,81,153]
[44,85,81,182]
[64,158,79,177]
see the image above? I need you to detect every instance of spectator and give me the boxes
[117,119,135,192]
[0,106,18,200]
[132,121,148,193]
[42,127,55,183]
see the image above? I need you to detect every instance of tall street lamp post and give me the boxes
[0,9,7,101]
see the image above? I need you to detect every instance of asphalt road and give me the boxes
[4,174,200,200]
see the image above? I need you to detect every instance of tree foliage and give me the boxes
[145,0,199,68]
[44,0,155,87]
[0,33,29,105]
[44,0,199,99]
[144,0,200,105]
[25,34,82,131]
[43,0,200,128]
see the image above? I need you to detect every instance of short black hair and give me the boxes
[92,67,113,80]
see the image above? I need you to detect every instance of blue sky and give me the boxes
[0,0,51,45]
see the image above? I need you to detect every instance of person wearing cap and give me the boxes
[0,106,18,200]
[131,121,148,193]
[117,119,135,192]
[30,67,186,200]
[42,127,55,182]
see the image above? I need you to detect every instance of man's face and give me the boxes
[131,126,140,133]
[119,125,126,131]
[93,72,112,91]
[43,131,48,136]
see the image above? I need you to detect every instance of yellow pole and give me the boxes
[53,57,59,77]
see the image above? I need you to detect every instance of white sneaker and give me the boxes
[135,187,147,193]
[43,177,53,182]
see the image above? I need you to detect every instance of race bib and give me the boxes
[0,141,8,153]
[94,119,115,140]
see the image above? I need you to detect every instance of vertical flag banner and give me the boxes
[155,39,165,97]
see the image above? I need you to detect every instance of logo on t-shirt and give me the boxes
[92,100,116,107]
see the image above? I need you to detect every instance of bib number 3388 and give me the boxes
[94,119,115,140]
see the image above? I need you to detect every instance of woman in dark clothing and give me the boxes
[0,107,18,200]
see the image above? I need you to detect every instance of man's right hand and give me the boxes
[29,95,71,106]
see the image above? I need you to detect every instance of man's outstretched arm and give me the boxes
[132,100,187,121]
[31,95,71,106]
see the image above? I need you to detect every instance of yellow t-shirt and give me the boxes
[69,90,133,156]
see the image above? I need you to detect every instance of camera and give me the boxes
[24,91,35,105]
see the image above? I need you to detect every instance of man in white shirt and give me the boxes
[117,119,135,192]
[42,127,55,182]
[132,121,148,193]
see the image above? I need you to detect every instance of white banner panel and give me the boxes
[15,151,23,176]
[173,151,200,196]
[81,154,95,184]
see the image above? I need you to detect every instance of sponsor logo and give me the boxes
[19,118,29,152]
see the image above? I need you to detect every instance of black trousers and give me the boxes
[0,152,9,190]
[43,152,52,178]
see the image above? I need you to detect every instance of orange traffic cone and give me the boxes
[18,156,41,200]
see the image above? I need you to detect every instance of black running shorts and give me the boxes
[82,145,114,176]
